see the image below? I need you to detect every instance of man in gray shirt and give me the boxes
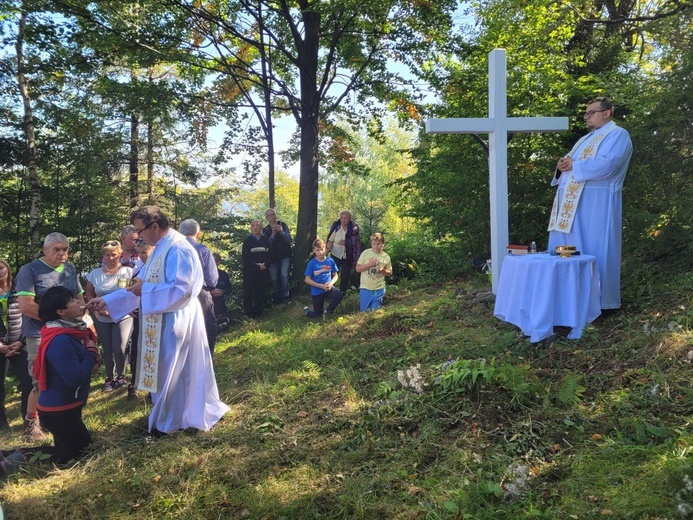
[15,232,84,441]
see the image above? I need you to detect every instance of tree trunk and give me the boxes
[147,119,154,203]
[259,5,276,209]
[292,4,321,289]
[16,6,41,250]
[129,113,139,208]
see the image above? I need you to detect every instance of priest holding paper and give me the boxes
[548,97,633,310]
[87,206,229,437]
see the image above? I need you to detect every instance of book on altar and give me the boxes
[506,244,530,255]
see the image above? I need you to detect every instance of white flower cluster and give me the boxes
[677,474,693,518]
[397,364,425,394]
[502,462,532,499]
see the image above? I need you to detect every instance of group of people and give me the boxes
[241,208,394,319]
[0,95,631,480]
[0,207,230,478]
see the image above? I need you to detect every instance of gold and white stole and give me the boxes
[548,124,617,233]
[137,230,185,392]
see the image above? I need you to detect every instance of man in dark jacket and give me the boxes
[262,208,293,304]
[242,220,270,318]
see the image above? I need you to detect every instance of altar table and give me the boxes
[493,253,601,342]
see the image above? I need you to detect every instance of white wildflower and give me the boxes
[684,474,693,492]
[676,474,693,518]
[650,384,660,396]
[502,462,532,500]
[397,364,425,393]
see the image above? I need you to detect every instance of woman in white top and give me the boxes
[85,241,134,392]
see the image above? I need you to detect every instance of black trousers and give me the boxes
[0,347,32,421]
[332,256,354,293]
[243,269,268,317]
[36,406,92,464]
[198,289,218,354]
[307,288,344,317]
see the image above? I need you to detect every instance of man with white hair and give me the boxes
[15,232,85,441]
[180,218,219,354]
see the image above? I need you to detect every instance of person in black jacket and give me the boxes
[242,220,270,318]
[262,209,293,304]
[211,253,232,330]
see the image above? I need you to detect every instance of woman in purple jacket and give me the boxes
[325,210,362,292]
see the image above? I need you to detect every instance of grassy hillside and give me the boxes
[1,268,691,519]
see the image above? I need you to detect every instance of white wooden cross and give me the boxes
[426,48,569,293]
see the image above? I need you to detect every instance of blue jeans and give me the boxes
[269,257,291,303]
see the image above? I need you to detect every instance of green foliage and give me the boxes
[434,358,496,394]
[385,233,472,282]
[493,362,540,407]
[554,373,586,407]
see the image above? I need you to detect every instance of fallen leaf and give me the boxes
[297,410,308,418]
[591,434,603,441]
[408,486,423,495]
[549,444,561,453]
[600,509,613,515]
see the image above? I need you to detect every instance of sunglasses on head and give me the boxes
[135,239,147,247]
[103,240,119,247]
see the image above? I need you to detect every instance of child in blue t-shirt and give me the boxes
[303,239,344,318]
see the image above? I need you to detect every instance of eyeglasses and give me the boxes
[134,223,153,234]
[584,109,608,119]
[103,240,120,247]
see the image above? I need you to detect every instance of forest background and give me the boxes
[0,0,690,290]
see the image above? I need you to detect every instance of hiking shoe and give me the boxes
[103,379,115,392]
[114,375,128,388]
[23,417,45,442]
[126,384,137,400]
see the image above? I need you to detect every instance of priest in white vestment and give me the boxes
[548,97,633,310]
[87,206,229,437]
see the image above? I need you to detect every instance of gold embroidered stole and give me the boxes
[137,231,184,392]
[548,125,617,233]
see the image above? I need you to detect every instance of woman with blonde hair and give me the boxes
[85,241,134,392]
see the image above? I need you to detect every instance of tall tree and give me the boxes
[14,3,40,248]
[156,0,457,281]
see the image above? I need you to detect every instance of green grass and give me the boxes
[1,271,691,519]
